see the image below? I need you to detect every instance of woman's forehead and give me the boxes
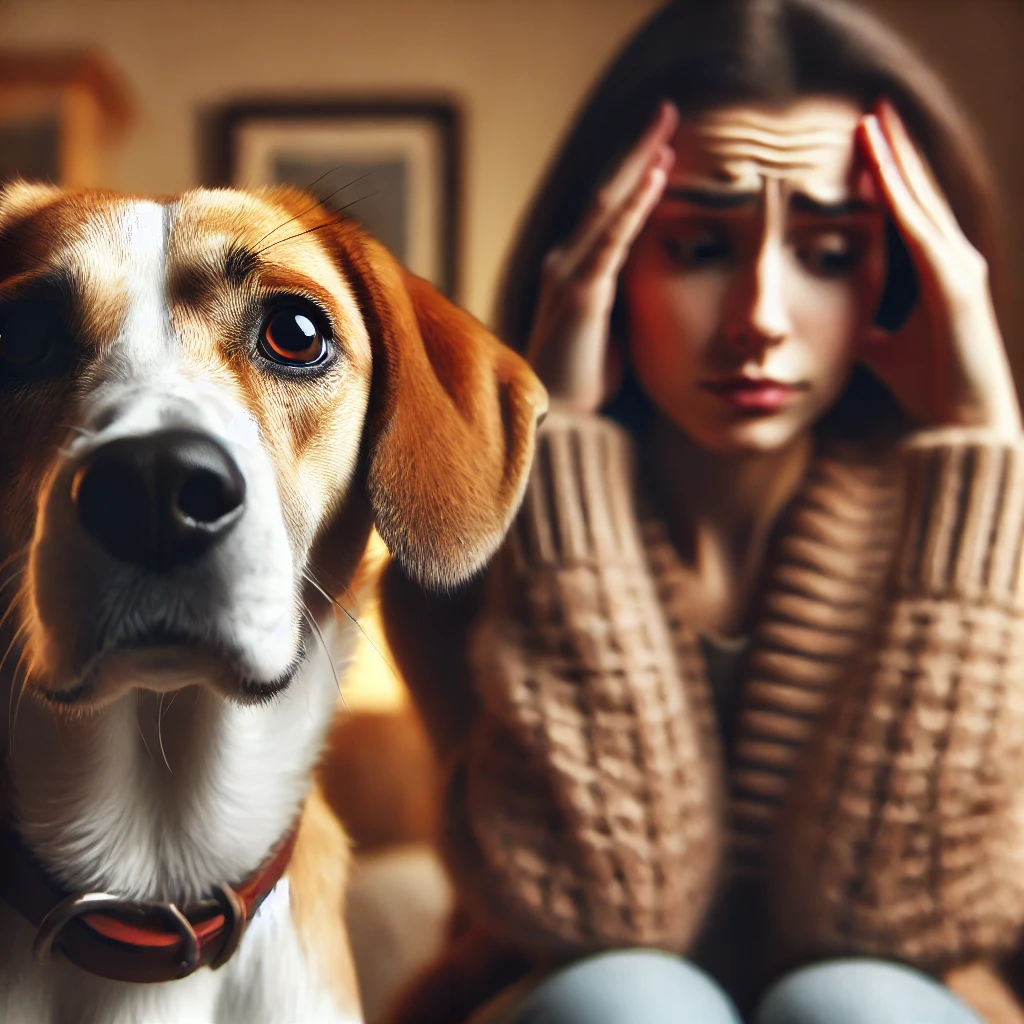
[668,98,865,205]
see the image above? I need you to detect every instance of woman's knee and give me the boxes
[508,950,741,1024]
[754,959,983,1024]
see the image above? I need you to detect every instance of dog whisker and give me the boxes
[253,220,339,258]
[306,558,360,605]
[157,693,172,775]
[300,602,344,707]
[58,423,95,440]
[135,695,154,763]
[0,612,29,678]
[253,192,379,258]
[9,641,33,756]
[0,547,25,571]
[4,614,29,756]
[302,567,400,685]
[0,551,27,590]
[0,588,26,635]
[250,170,373,251]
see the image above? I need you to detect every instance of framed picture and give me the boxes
[206,99,461,299]
[0,50,132,188]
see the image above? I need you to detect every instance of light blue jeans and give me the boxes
[497,951,982,1024]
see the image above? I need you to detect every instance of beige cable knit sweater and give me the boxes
[384,408,1024,1019]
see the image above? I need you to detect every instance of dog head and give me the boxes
[0,182,545,711]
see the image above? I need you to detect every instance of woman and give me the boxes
[382,1,1024,1021]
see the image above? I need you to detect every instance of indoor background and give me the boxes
[0,4,1019,1019]
[0,0,1019,344]
[0,0,1018,707]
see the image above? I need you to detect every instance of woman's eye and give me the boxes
[258,306,330,366]
[0,301,57,371]
[664,230,733,268]
[795,232,862,277]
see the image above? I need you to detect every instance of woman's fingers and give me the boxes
[562,101,679,274]
[582,146,674,283]
[525,101,679,410]
[876,101,964,244]
[858,112,948,299]
[858,106,1017,433]
[859,114,934,248]
[599,100,679,216]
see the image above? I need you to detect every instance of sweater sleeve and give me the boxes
[439,409,723,958]
[771,433,1024,969]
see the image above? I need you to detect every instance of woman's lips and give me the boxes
[698,377,807,411]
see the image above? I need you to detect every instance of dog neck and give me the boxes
[0,611,352,906]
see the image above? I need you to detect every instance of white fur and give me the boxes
[1,200,365,1022]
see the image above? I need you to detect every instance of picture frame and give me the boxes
[205,98,462,300]
[0,49,133,188]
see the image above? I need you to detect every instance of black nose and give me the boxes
[73,429,246,571]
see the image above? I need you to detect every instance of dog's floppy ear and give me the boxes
[337,225,547,590]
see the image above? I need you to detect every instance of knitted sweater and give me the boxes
[384,409,1024,1015]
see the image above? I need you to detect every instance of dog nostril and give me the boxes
[75,458,154,566]
[177,468,243,525]
[73,430,246,571]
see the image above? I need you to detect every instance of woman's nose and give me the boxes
[724,239,792,355]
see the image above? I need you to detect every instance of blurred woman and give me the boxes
[384,1,1024,1020]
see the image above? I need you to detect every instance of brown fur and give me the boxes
[289,785,362,1018]
[317,708,439,854]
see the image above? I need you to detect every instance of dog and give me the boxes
[0,180,546,1024]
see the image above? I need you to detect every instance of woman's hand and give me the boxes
[857,100,1021,436]
[526,101,679,413]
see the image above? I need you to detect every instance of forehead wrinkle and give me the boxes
[695,101,861,130]
[696,126,855,150]
[691,149,850,175]
[669,176,856,209]
[680,99,861,175]
[681,136,856,169]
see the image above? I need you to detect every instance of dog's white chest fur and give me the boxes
[1,633,363,1024]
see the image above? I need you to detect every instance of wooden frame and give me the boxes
[205,99,462,300]
[0,50,133,188]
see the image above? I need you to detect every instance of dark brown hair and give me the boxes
[496,0,1004,436]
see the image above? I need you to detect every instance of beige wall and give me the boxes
[0,0,1019,359]
[0,0,661,320]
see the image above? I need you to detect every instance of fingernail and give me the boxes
[877,98,900,130]
[856,167,877,202]
[657,99,680,130]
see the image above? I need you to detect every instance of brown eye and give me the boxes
[794,230,862,277]
[664,227,733,268]
[259,305,330,366]
[0,301,56,370]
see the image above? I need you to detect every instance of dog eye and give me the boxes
[258,305,330,366]
[0,301,57,370]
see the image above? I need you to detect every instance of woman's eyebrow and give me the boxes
[662,187,759,209]
[789,193,875,216]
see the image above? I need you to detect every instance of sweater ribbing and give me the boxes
[428,411,1024,979]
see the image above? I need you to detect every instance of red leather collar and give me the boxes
[0,785,299,984]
